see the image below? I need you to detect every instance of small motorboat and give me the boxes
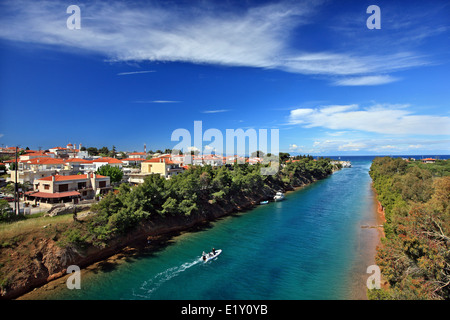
[201,249,222,262]
[260,200,269,205]
[273,191,285,201]
[274,191,285,201]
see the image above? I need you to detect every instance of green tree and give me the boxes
[0,199,14,222]
[161,197,178,216]
[211,166,232,192]
[96,165,123,184]
[99,146,110,156]
[109,145,117,158]
[9,162,17,171]
[179,199,197,216]
[251,150,265,158]
[87,147,98,156]
[279,152,290,163]
[370,157,450,300]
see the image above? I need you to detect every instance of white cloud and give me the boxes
[134,100,180,103]
[289,104,450,135]
[293,137,450,154]
[117,70,155,76]
[280,52,426,77]
[325,131,350,137]
[333,75,400,86]
[0,1,429,82]
[151,100,180,104]
[289,143,314,153]
[337,142,367,151]
[201,109,230,114]
[378,145,397,149]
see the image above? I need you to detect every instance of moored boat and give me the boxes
[273,192,285,201]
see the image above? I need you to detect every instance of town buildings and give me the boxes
[3,142,283,202]
[25,172,111,204]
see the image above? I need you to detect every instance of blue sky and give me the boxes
[0,0,449,155]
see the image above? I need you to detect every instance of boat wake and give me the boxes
[132,258,201,298]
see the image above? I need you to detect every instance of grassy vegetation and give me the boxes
[0,214,73,246]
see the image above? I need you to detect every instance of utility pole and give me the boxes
[14,146,18,215]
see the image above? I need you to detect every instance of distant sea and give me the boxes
[320,155,450,161]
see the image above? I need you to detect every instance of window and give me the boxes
[59,184,68,192]
[78,182,86,189]
[99,181,106,188]
[44,184,50,190]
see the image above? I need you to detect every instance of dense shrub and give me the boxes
[370,157,450,300]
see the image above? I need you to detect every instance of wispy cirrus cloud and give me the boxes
[201,109,230,114]
[0,0,437,85]
[133,100,181,104]
[117,70,155,76]
[151,100,181,104]
[332,75,400,86]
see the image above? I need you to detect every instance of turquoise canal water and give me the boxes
[37,159,381,300]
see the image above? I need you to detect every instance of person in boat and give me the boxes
[212,248,216,255]
[202,251,206,261]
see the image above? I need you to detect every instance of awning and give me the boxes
[28,191,81,198]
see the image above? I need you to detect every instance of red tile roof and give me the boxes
[64,158,89,163]
[23,157,66,165]
[143,157,176,164]
[121,158,146,161]
[92,157,123,164]
[25,150,45,154]
[29,191,80,198]
[38,173,108,181]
